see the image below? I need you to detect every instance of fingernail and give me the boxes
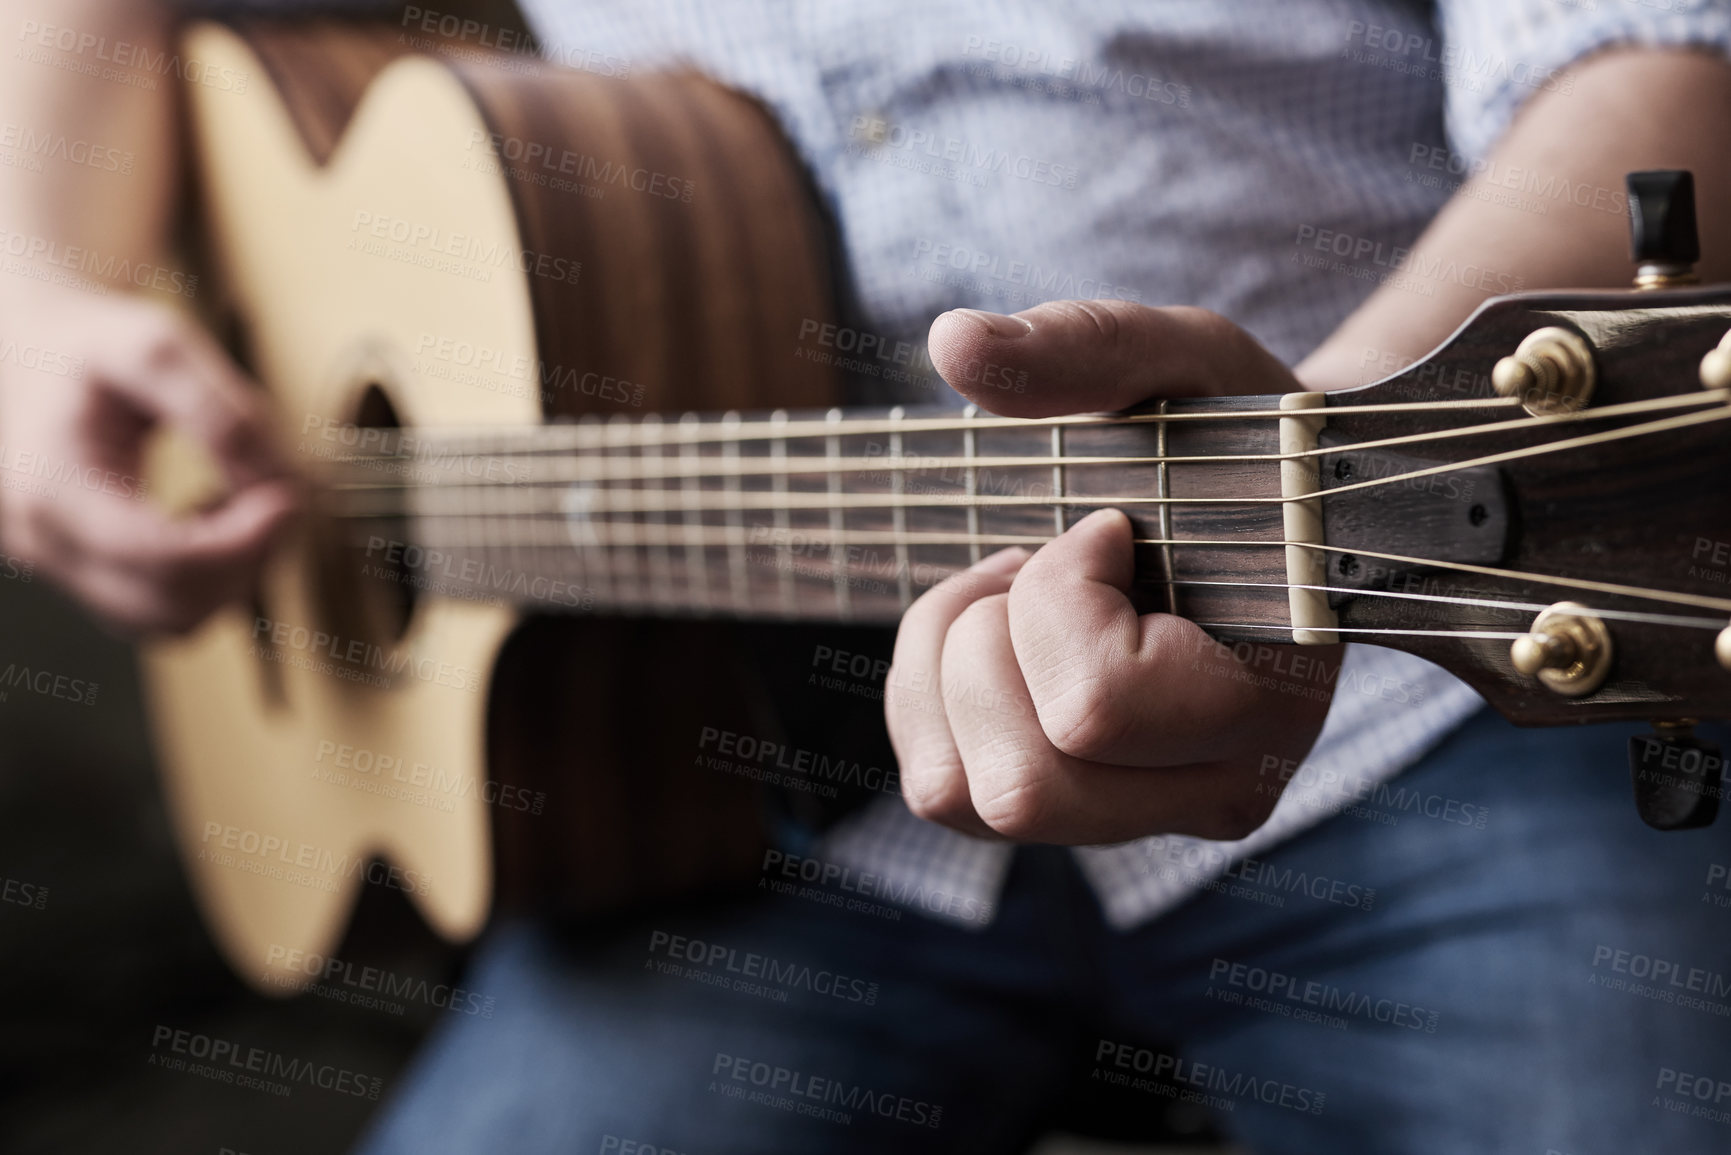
[947,308,1033,339]
[969,546,1030,574]
[1071,508,1131,534]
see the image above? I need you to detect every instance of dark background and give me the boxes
[0,572,459,1155]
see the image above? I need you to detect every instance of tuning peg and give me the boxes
[1492,326,1595,416]
[1510,601,1611,697]
[1627,170,1700,290]
[1628,722,1721,830]
[1510,630,1576,675]
[1716,625,1731,671]
[1701,331,1731,392]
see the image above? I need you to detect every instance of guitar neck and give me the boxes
[328,398,1298,641]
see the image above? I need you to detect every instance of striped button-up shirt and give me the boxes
[506,0,1731,928]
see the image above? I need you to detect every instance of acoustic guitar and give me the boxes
[148,18,1731,992]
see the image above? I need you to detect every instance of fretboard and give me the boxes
[324,400,1296,639]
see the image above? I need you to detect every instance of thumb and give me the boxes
[926,300,1299,418]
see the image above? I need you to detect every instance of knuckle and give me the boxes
[899,569,998,638]
[946,591,1008,647]
[973,772,1054,841]
[134,311,191,372]
[1172,307,1268,381]
[936,566,1012,608]
[1039,674,1133,762]
[896,587,948,638]
[1003,549,1057,602]
[1176,306,1236,342]
[900,762,973,826]
[1045,716,1124,764]
[1044,298,1131,347]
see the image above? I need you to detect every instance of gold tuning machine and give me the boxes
[1510,601,1612,697]
[1701,331,1731,393]
[1492,327,1595,417]
[1628,719,1721,830]
[1627,170,1700,290]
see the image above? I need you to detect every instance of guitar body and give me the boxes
[145,20,839,989]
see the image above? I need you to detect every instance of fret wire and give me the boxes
[580,415,613,605]
[770,409,794,614]
[534,419,556,589]
[611,416,635,599]
[472,414,489,587]
[608,413,641,603]
[890,406,912,610]
[962,404,981,566]
[826,408,850,618]
[642,413,674,606]
[549,424,583,593]
[723,411,749,612]
[497,410,515,591]
[1157,399,1177,616]
[679,412,709,611]
[1050,423,1065,538]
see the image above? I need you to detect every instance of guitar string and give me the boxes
[397,558,1542,643]
[1188,624,1528,639]
[368,542,1726,644]
[325,403,1731,523]
[1163,580,1727,630]
[363,542,1730,633]
[318,394,1531,456]
[317,389,1726,486]
[369,519,1731,618]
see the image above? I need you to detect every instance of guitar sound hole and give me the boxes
[307,384,416,652]
[353,384,416,639]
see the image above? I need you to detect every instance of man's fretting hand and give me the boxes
[885,301,1340,845]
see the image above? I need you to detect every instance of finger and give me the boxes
[84,307,289,487]
[940,592,1274,844]
[926,301,1298,417]
[55,559,202,635]
[886,547,1028,836]
[1007,508,1338,767]
[35,482,297,632]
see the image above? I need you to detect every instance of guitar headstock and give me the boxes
[1314,172,1731,826]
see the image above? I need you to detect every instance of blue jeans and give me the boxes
[357,710,1731,1154]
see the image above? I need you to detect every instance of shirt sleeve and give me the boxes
[1435,0,1731,161]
